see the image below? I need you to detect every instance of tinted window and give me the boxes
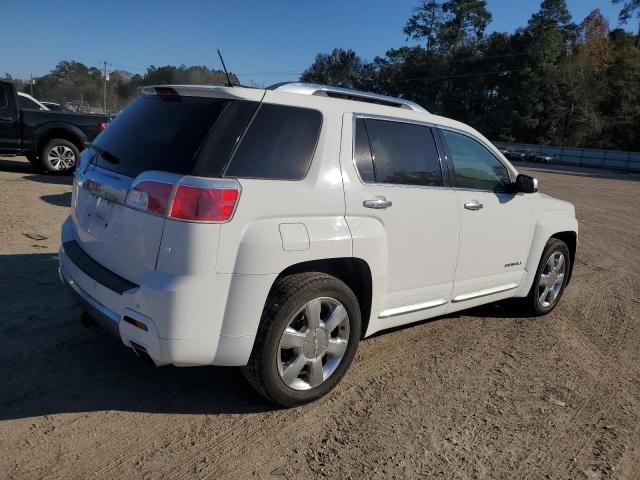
[92,95,229,177]
[442,130,510,191]
[225,104,322,180]
[354,118,375,182]
[19,96,42,110]
[0,87,7,110]
[360,119,443,186]
[192,101,260,177]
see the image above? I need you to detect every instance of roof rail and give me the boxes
[268,82,429,114]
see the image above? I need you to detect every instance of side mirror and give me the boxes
[515,174,538,193]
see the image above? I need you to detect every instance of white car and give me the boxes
[58,83,578,406]
[17,92,49,110]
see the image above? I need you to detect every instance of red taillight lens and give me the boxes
[99,122,109,129]
[170,185,239,222]
[125,181,173,215]
[125,180,240,223]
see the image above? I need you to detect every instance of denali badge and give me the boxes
[504,261,522,268]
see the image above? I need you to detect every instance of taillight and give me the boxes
[125,181,173,215]
[171,185,239,222]
[99,122,109,129]
[125,180,240,223]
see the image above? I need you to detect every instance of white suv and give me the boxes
[58,82,578,406]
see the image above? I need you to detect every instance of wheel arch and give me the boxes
[550,230,577,285]
[517,214,578,297]
[274,257,373,339]
[35,124,87,157]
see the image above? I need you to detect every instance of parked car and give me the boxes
[42,101,73,112]
[17,92,49,111]
[506,150,527,161]
[58,82,578,406]
[535,154,554,164]
[0,81,110,172]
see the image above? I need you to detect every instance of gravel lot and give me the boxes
[1,156,639,479]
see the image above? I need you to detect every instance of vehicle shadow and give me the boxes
[0,156,73,186]
[0,253,276,421]
[41,192,71,207]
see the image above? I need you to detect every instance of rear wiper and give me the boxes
[90,144,120,165]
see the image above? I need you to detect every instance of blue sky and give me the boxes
[1,0,628,86]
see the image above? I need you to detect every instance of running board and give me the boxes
[378,298,448,319]
[451,283,519,303]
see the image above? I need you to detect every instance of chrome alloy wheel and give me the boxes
[277,297,350,391]
[47,145,76,170]
[538,252,566,308]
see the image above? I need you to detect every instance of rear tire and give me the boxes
[242,272,361,407]
[40,139,80,174]
[522,238,570,316]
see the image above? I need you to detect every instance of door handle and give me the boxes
[363,198,392,209]
[464,200,483,211]
[0,116,14,122]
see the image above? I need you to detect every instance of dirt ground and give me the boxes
[0,156,639,480]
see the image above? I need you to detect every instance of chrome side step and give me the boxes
[451,283,519,303]
[379,298,448,319]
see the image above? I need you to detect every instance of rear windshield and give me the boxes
[92,95,229,177]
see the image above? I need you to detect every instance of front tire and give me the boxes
[523,238,570,316]
[40,139,80,173]
[242,272,361,407]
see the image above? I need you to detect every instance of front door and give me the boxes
[341,114,459,333]
[439,129,532,306]
[0,83,19,153]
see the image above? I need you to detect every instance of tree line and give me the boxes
[3,63,238,113]
[301,0,640,151]
[4,0,638,150]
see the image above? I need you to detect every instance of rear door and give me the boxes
[0,82,19,153]
[341,115,459,329]
[438,128,532,304]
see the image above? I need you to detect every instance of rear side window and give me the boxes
[224,104,322,180]
[355,118,443,187]
[354,118,375,183]
[92,95,230,177]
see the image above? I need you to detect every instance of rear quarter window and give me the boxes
[224,104,322,180]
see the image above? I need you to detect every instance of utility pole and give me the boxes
[30,74,33,96]
[103,60,108,114]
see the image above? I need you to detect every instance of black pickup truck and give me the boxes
[0,80,109,173]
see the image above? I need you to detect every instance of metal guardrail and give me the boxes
[493,141,640,173]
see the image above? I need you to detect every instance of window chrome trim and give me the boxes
[451,283,519,303]
[350,113,448,189]
[378,298,448,319]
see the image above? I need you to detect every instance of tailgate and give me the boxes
[70,164,165,285]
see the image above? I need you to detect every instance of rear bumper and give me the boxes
[59,266,120,337]
[58,218,265,367]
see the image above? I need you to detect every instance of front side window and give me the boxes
[442,130,511,192]
[354,118,443,187]
[224,104,322,180]
[0,86,8,110]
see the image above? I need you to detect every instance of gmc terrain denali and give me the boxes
[58,83,578,406]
